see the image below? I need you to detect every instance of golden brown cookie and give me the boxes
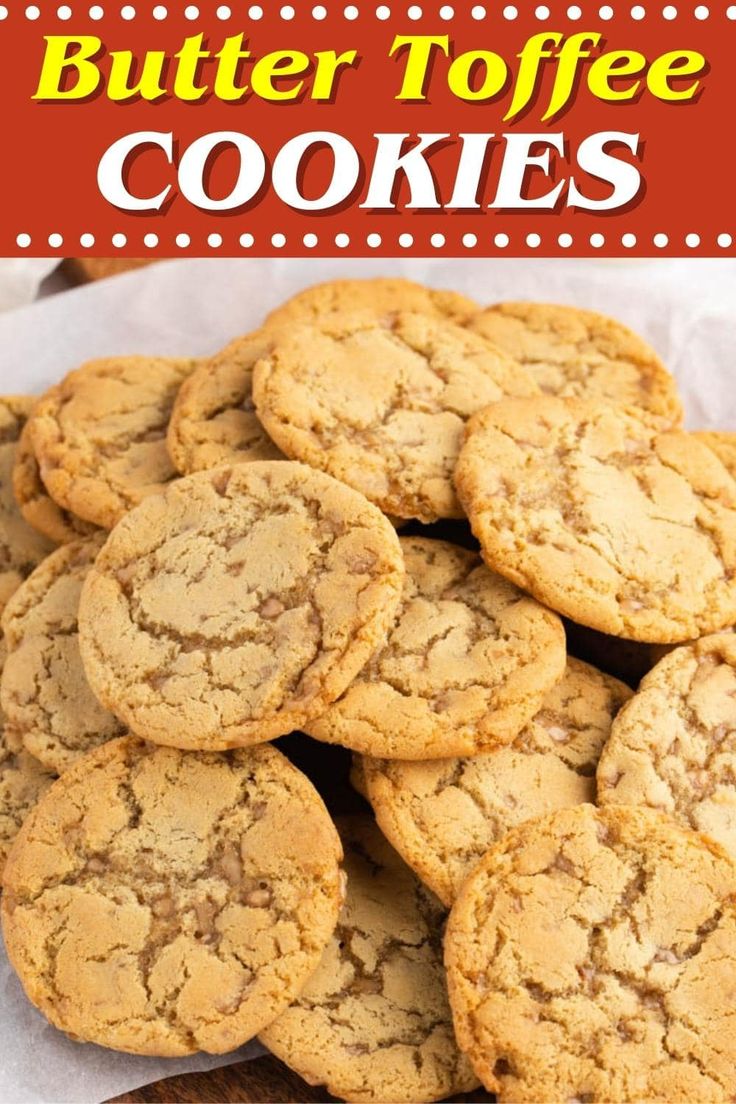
[597,633,736,856]
[0,397,54,614]
[306,536,565,759]
[253,311,538,522]
[456,398,736,643]
[260,816,478,1103]
[1,536,126,774]
[2,736,344,1056]
[361,658,631,905]
[167,332,283,475]
[694,431,736,478]
[78,461,404,751]
[29,356,199,530]
[445,803,736,1103]
[265,277,478,328]
[467,301,683,422]
[13,421,99,544]
[0,632,56,877]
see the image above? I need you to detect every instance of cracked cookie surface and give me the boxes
[260,815,478,1103]
[167,333,283,475]
[264,278,478,329]
[0,397,55,615]
[77,461,405,750]
[1,535,126,774]
[13,421,99,544]
[306,537,565,759]
[29,357,199,530]
[694,431,736,479]
[445,803,736,1103]
[467,302,682,422]
[253,311,539,522]
[0,633,56,876]
[456,398,736,643]
[361,658,631,906]
[1,736,344,1055]
[598,633,736,857]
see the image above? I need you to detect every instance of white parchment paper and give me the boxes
[0,255,734,1104]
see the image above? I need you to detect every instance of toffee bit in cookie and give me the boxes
[244,887,272,908]
[259,597,285,619]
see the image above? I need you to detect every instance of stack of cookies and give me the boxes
[2,278,736,1104]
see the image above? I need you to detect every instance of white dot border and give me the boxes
[7,2,736,15]
[14,230,733,254]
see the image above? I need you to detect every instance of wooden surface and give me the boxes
[108,1054,493,1104]
[108,1054,337,1103]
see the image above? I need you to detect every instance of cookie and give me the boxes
[467,301,683,422]
[78,461,404,751]
[29,356,199,530]
[253,311,539,522]
[0,397,55,614]
[445,803,736,1103]
[456,398,736,643]
[264,277,478,329]
[361,658,631,906]
[306,537,566,759]
[1,536,126,774]
[694,431,736,478]
[13,421,99,544]
[260,816,478,1103]
[2,736,344,1056]
[167,333,283,475]
[0,633,56,876]
[597,633,736,856]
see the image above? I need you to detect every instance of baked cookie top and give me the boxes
[0,397,55,615]
[29,356,199,530]
[253,311,539,522]
[445,803,736,1103]
[467,301,683,422]
[306,536,565,758]
[167,333,283,475]
[77,461,404,750]
[264,277,478,328]
[1,535,126,774]
[694,431,736,478]
[598,633,736,856]
[2,737,344,1056]
[13,421,99,544]
[0,632,56,876]
[260,816,478,1104]
[361,657,631,905]
[456,398,736,643]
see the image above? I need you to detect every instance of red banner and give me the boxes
[0,4,733,256]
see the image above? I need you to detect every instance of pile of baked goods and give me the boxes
[2,277,736,1104]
